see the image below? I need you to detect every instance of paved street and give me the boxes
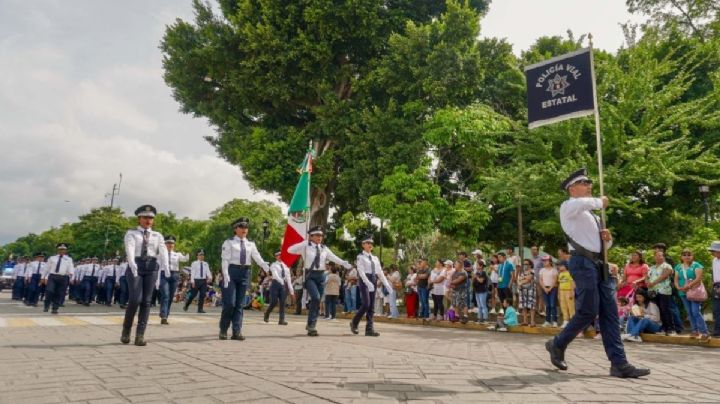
[0,291,718,404]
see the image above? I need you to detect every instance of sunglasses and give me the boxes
[682,252,693,256]
[576,179,593,185]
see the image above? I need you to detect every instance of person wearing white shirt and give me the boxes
[81,257,101,306]
[263,251,295,325]
[159,236,189,324]
[121,204,169,347]
[11,256,29,300]
[42,244,75,314]
[288,225,351,337]
[708,241,720,337]
[184,250,213,313]
[101,258,121,307]
[117,260,130,308]
[350,237,392,337]
[547,168,648,379]
[219,217,270,340]
[25,253,46,307]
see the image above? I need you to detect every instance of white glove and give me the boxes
[130,266,138,277]
[155,278,160,289]
[223,278,229,288]
[366,282,375,292]
[164,268,171,278]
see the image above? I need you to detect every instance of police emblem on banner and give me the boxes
[525,48,596,129]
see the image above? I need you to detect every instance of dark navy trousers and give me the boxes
[82,276,98,304]
[45,274,68,311]
[220,265,250,334]
[123,260,158,335]
[554,255,627,366]
[304,270,325,329]
[265,280,287,322]
[26,274,42,305]
[352,274,377,331]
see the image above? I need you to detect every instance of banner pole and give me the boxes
[589,34,610,269]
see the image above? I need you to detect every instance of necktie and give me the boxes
[37,262,41,275]
[200,262,204,278]
[281,264,285,279]
[55,256,62,273]
[168,253,172,271]
[311,245,320,270]
[240,240,247,265]
[113,265,116,277]
[368,254,375,275]
[91,264,96,277]
[141,229,149,258]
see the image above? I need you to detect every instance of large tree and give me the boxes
[161,0,490,227]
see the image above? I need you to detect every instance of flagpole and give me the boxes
[589,33,610,270]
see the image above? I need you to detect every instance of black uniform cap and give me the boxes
[232,217,250,228]
[165,236,176,243]
[561,168,591,191]
[56,243,68,250]
[135,204,157,217]
[308,225,324,236]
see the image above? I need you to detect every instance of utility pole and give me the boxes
[103,174,122,259]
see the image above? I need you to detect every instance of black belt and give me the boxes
[570,249,601,261]
[229,264,250,269]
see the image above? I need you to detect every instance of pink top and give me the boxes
[624,263,648,287]
[539,267,558,287]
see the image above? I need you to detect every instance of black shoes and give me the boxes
[51,309,58,315]
[161,318,169,325]
[121,329,131,344]
[120,304,127,309]
[183,305,188,312]
[197,310,206,314]
[134,335,146,346]
[279,320,288,326]
[264,312,270,323]
[307,328,318,337]
[231,332,245,341]
[43,307,48,313]
[365,330,380,337]
[610,363,651,378]
[219,331,228,340]
[546,339,568,371]
[350,322,359,335]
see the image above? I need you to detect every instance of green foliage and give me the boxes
[626,0,720,40]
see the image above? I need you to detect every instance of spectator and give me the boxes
[324,266,341,320]
[457,251,473,311]
[430,259,446,320]
[404,266,418,318]
[492,298,518,332]
[530,246,545,316]
[518,258,537,326]
[343,265,358,314]
[415,258,431,320]
[619,250,648,299]
[710,241,720,338]
[622,289,661,343]
[674,249,711,341]
[496,252,515,313]
[647,250,675,336]
[472,259,489,323]
[388,265,401,319]
[539,256,559,327]
[443,260,456,316]
[450,262,469,323]
[557,260,575,328]
[489,254,499,314]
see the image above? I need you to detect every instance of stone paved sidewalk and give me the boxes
[0,311,718,403]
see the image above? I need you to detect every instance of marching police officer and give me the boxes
[100,258,120,307]
[219,217,270,340]
[117,257,129,308]
[263,251,294,325]
[159,236,188,324]
[351,237,392,336]
[288,226,352,337]
[25,252,46,306]
[11,256,28,300]
[184,250,213,313]
[42,243,75,314]
[546,169,650,378]
[81,257,101,306]
[121,205,170,346]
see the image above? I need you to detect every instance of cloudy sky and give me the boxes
[0,0,642,244]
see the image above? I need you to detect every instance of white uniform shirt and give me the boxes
[560,197,612,253]
[190,260,213,282]
[713,257,720,283]
[168,251,189,272]
[268,261,294,291]
[118,262,128,277]
[124,227,169,276]
[288,241,351,271]
[12,263,28,278]
[26,261,47,279]
[221,236,269,276]
[355,252,391,291]
[84,263,102,278]
[43,255,75,279]
[100,264,121,283]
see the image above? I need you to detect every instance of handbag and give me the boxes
[681,268,707,302]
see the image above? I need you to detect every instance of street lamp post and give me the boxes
[262,219,269,252]
[699,185,710,226]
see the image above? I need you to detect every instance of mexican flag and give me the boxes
[279,150,312,267]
